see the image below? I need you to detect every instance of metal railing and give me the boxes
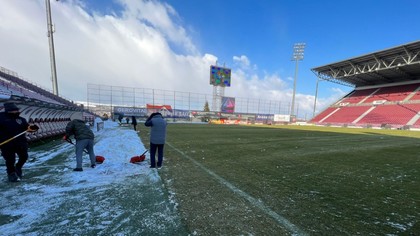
[87,83,291,116]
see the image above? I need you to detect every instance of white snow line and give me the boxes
[167,142,308,236]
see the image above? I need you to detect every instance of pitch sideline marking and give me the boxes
[167,142,308,236]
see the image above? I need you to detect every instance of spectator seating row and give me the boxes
[357,104,420,126]
[339,88,378,104]
[0,68,75,107]
[338,83,420,105]
[1,66,97,143]
[363,83,420,103]
[321,106,372,124]
[312,104,420,128]
[1,78,60,104]
[312,82,420,128]
[26,118,70,141]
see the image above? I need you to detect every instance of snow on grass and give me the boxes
[0,120,185,235]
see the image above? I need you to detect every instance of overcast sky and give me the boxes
[1,0,419,118]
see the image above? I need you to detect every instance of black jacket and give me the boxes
[0,112,29,149]
[65,119,94,141]
[131,116,137,125]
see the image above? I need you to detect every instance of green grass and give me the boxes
[140,124,420,235]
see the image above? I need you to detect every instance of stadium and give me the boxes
[2,41,420,132]
[1,40,420,235]
[311,40,420,129]
[1,2,420,234]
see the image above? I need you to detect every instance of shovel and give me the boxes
[0,124,39,147]
[0,130,28,147]
[65,138,105,163]
[130,150,148,163]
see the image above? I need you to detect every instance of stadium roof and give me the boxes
[311,40,420,88]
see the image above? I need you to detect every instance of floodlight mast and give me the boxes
[290,43,305,118]
[46,0,59,96]
[313,76,319,118]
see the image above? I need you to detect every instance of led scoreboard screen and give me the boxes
[210,65,231,87]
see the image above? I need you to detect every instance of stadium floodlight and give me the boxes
[313,77,319,118]
[290,43,305,118]
[45,0,59,96]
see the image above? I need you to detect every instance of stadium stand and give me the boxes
[338,88,378,104]
[362,83,420,103]
[311,40,420,129]
[1,66,95,142]
[310,107,338,123]
[322,106,372,124]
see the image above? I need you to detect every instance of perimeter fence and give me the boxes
[87,84,291,119]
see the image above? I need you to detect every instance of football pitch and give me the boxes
[148,124,420,235]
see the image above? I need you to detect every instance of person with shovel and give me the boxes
[0,102,39,182]
[63,112,96,172]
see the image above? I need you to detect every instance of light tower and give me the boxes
[290,42,306,118]
[46,0,59,95]
[313,77,320,118]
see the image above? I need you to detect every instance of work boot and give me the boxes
[91,164,96,168]
[8,172,20,182]
[73,168,83,172]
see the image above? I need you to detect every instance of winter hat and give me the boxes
[70,112,84,121]
[151,112,162,118]
[3,102,19,112]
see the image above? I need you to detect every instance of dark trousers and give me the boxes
[150,143,164,167]
[1,145,28,175]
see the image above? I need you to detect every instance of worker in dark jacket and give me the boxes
[131,116,137,131]
[64,112,96,171]
[0,102,38,182]
[144,112,167,168]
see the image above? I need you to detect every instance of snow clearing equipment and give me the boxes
[130,150,147,164]
[0,125,39,147]
[64,138,105,164]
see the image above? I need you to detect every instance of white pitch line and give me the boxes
[167,142,308,236]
